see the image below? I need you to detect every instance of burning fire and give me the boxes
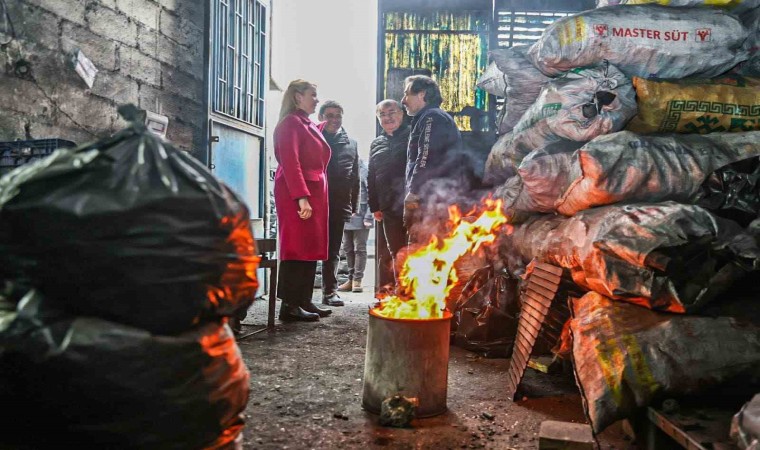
[374,197,509,320]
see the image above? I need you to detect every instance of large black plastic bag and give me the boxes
[528,5,749,79]
[0,290,249,449]
[697,157,760,226]
[569,291,760,434]
[452,266,520,358]
[0,106,259,335]
[501,202,760,313]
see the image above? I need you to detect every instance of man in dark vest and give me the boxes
[318,100,359,306]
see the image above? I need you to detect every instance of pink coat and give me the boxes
[273,110,332,261]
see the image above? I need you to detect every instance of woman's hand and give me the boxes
[373,211,383,222]
[298,197,312,220]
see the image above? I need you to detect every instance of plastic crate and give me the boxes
[0,139,77,175]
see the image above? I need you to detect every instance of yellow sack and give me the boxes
[627,76,760,134]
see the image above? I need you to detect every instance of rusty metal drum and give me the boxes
[361,308,452,418]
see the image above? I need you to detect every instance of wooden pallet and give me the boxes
[506,260,564,400]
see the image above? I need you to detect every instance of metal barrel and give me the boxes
[361,308,452,418]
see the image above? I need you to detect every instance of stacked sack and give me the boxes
[480,2,760,436]
[0,105,258,449]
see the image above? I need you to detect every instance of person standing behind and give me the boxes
[338,159,373,293]
[401,75,463,244]
[273,79,334,322]
[367,99,410,290]
[318,100,359,306]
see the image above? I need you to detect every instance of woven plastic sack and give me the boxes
[476,61,508,97]
[492,140,585,219]
[490,46,552,134]
[502,201,760,312]
[0,105,260,335]
[484,65,635,186]
[569,291,760,434]
[512,63,637,141]
[528,5,749,79]
[739,7,760,75]
[555,131,760,215]
[627,76,760,134]
[596,0,760,14]
[0,290,249,449]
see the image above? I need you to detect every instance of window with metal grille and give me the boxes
[496,11,572,48]
[210,0,267,127]
[494,10,573,116]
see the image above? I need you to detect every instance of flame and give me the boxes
[374,197,509,320]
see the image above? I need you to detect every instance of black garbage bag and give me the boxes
[0,105,259,335]
[452,266,520,358]
[697,157,760,227]
[0,290,249,450]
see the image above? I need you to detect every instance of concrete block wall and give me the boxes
[0,0,207,160]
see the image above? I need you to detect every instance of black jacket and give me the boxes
[368,124,410,217]
[323,127,359,221]
[405,104,463,197]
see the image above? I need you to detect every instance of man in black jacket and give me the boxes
[401,75,463,244]
[368,99,410,290]
[319,100,359,306]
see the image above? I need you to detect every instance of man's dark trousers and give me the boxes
[322,216,346,297]
[380,211,406,288]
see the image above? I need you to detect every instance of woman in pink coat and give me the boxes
[274,79,333,322]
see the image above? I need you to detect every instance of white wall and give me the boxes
[268,0,379,161]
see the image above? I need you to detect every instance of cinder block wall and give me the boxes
[0,0,207,160]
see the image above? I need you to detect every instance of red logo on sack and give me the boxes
[595,24,609,37]
[696,28,712,42]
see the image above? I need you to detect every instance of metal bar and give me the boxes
[267,258,277,328]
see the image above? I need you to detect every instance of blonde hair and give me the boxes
[278,79,317,123]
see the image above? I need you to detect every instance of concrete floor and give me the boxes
[235,271,633,450]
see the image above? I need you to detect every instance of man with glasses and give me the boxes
[368,99,410,291]
[318,100,359,306]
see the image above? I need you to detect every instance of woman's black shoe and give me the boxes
[279,305,319,322]
[302,302,332,317]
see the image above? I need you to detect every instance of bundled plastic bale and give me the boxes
[476,61,508,97]
[555,131,760,216]
[517,144,581,211]
[493,141,585,217]
[596,0,760,14]
[0,105,259,335]
[484,65,635,185]
[0,290,249,449]
[490,46,552,134]
[513,64,637,141]
[528,5,749,79]
[483,132,515,186]
[627,76,760,134]
[501,202,760,312]
[568,291,760,434]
